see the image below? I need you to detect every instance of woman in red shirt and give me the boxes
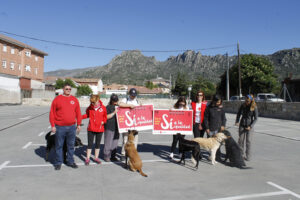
[191,90,207,138]
[82,95,107,165]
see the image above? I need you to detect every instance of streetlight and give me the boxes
[188,85,192,103]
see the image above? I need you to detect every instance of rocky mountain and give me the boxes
[44,48,300,85]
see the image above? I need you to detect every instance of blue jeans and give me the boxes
[54,125,76,165]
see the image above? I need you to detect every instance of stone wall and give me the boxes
[21,97,300,121]
[223,101,300,121]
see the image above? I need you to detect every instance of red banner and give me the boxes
[117,105,153,132]
[153,109,193,135]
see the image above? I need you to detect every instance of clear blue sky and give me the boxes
[1,0,299,72]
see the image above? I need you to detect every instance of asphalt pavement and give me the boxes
[0,105,299,200]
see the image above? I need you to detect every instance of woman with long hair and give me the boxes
[191,90,207,138]
[235,94,258,161]
[169,96,189,159]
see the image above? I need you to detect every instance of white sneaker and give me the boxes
[169,153,174,159]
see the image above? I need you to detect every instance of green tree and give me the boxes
[54,78,76,89]
[145,81,158,89]
[217,54,280,97]
[76,85,93,96]
[191,76,216,101]
[172,72,190,96]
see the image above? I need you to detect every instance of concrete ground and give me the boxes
[0,105,299,200]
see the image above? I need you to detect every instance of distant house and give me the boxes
[150,76,170,88]
[0,34,48,82]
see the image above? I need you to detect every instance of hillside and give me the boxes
[44,48,300,85]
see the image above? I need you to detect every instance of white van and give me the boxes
[256,93,285,102]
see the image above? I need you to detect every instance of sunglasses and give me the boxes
[64,88,72,91]
[197,94,203,97]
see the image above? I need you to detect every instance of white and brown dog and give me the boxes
[192,132,228,165]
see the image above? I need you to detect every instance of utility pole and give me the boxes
[237,42,242,97]
[169,74,172,99]
[226,53,230,101]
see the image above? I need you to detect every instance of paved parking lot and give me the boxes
[0,105,299,200]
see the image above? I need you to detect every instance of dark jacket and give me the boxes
[235,104,258,128]
[105,104,120,139]
[204,105,226,132]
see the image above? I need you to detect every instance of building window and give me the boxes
[25,65,31,72]
[25,51,31,57]
[18,64,21,70]
[35,68,38,75]
[11,48,15,54]
[35,56,38,61]
[2,60,6,68]
[3,45,7,52]
[10,62,15,70]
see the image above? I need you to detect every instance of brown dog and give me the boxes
[192,132,228,165]
[125,130,147,177]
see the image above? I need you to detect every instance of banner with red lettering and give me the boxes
[153,109,193,135]
[117,105,153,132]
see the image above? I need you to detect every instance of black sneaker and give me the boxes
[110,157,119,162]
[54,165,61,170]
[66,163,78,169]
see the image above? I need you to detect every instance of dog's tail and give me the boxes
[139,170,148,177]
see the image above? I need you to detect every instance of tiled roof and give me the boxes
[0,34,48,56]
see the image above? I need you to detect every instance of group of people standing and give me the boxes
[49,83,258,171]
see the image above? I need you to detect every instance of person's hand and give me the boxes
[220,126,225,131]
[76,125,81,133]
[245,126,251,131]
[235,123,239,126]
[206,129,210,134]
[130,105,135,109]
[51,126,56,133]
[114,108,119,114]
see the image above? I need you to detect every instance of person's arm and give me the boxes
[221,109,226,131]
[82,107,89,119]
[250,107,258,128]
[103,107,107,124]
[204,107,210,133]
[235,105,242,126]
[49,98,57,133]
[75,99,82,132]
[118,102,135,109]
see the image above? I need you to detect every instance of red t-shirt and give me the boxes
[49,95,82,127]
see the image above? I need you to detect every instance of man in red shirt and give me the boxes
[49,83,82,170]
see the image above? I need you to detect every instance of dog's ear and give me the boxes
[128,130,131,134]
[133,130,138,136]
[227,136,231,139]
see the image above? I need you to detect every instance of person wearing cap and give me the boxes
[118,88,141,158]
[235,94,258,161]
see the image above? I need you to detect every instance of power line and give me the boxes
[0,30,236,53]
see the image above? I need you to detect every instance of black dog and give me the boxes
[45,131,83,162]
[178,134,202,169]
[223,130,249,169]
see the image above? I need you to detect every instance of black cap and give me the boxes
[129,88,137,97]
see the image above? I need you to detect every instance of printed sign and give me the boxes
[117,105,153,132]
[153,109,193,135]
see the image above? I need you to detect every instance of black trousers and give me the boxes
[87,131,103,149]
[193,123,205,138]
[171,134,185,153]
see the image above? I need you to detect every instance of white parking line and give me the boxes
[26,141,171,147]
[22,142,32,149]
[38,131,45,137]
[267,181,300,199]
[2,159,169,170]
[19,116,31,120]
[208,182,300,200]
[0,161,10,170]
